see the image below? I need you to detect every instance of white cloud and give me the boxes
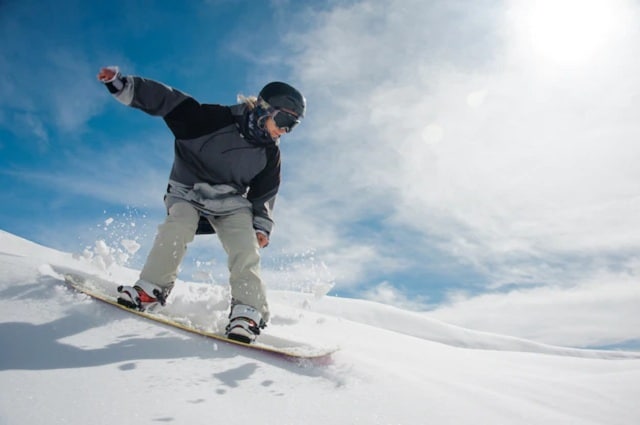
[4,136,171,209]
[261,0,640,346]
[429,268,640,348]
[0,2,131,140]
[363,281,432,311]
[281,0,640,283]
[46,50,107,133]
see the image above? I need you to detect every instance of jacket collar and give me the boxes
[231,104,279,146]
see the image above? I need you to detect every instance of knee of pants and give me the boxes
[212,213,261,265]
[227,248,261,277]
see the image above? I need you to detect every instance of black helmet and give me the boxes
[259,81,306,118]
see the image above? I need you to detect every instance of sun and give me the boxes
[511,0,622,67]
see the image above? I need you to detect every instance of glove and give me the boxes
[97,66,126,93]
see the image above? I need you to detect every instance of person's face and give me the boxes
[264,116,288,140]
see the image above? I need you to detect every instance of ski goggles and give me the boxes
[259,99,301,133]
[272,108,301,133]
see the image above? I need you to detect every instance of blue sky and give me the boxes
[2,0,640,349]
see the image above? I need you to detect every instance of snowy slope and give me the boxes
[1,229,639,425]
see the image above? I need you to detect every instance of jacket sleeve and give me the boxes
[248,147,281,235]
[110,76,189,117]
[106,76,233,138]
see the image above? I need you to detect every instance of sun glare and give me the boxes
[513,0,623,67]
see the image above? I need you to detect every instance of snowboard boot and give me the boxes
[225,303,266,344]
[117,280,168,311]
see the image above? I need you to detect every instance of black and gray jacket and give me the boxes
[105,76,280,236]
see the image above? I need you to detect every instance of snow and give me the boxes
[1,229,639,425]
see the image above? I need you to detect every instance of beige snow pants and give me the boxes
[139,201,269,321]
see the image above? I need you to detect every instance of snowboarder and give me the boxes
[96,66,306,343]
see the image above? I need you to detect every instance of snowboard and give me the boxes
[59,269,336,365]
